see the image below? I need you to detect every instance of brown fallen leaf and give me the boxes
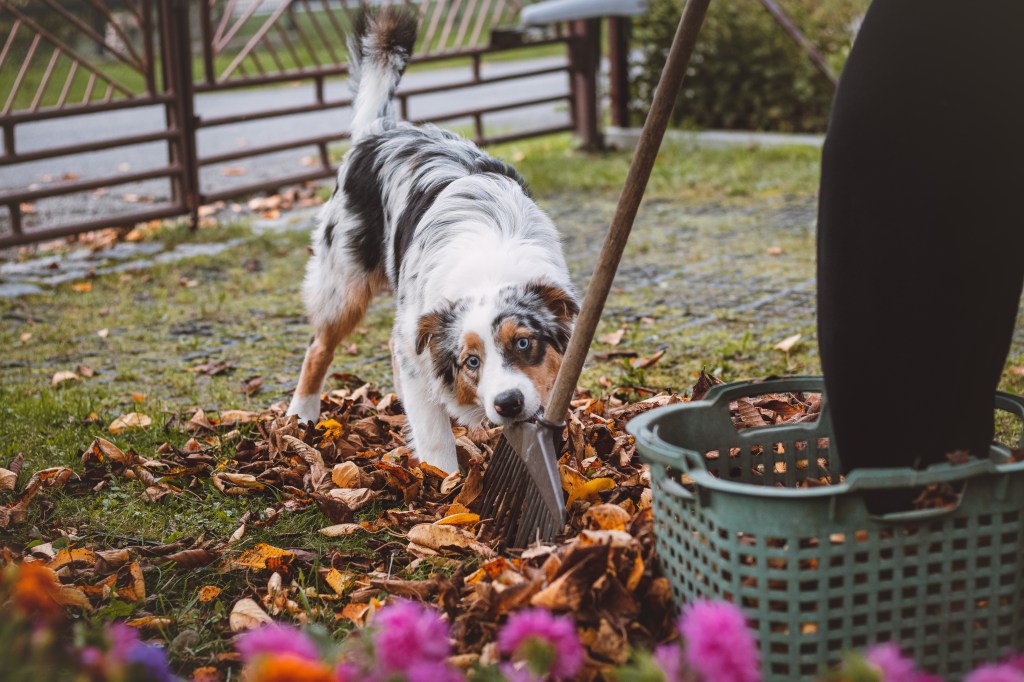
[582,503,631,531]
[0,468,16,492]
[163,548,219,569]
[320,523,363,537]
[774,333,802,353]
[229,598,272,632]
[108,412,151,434]
[598,327,626,346]
[629,349,665,370]
[326,487,378,510]
[331,461,362,488]
[407,523,495,558]
[51,370,79,387]
[241,376,264,395]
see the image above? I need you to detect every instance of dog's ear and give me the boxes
[527,281,579,325]
[526,281,579,352]
[416,310,445,355]
[415,301,458,355]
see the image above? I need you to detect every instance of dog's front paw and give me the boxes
[287,394,322,424]
[415,447,460,476]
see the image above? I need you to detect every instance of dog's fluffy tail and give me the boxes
[347,6,418,141]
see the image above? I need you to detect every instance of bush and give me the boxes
[630,0,869,132]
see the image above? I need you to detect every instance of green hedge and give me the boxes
[630,0,869,132]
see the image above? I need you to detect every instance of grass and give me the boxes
[1,135,1022,673]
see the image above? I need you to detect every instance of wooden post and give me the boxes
[608,16,631,128]
[568,18,603,150]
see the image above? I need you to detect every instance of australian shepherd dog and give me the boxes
[288,6,578,473]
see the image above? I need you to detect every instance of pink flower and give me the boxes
[498,609,584,680]
[372,600,452,673]
[653,643,684,682]
[236,623,320,664]
[865,643,943,682]
[964,664,1024,682]
[678,601,760,682]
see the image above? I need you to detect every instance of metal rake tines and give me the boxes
[477,438,561,547]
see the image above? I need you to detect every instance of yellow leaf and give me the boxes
[317,418,344,442]
[108,412,151,434]
[198,585,222,602]
[71,282,93,293]
[561,466,616,506]
[126,616,174,630]
[324,568,353,595]
[233,543,294,570]
[436,512,480,526]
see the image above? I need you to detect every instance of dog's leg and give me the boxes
[399,370,458,473]
[288,272,383,423]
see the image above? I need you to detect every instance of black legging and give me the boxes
[817,0,1024,471]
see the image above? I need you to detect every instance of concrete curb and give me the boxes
[605,126,825,150]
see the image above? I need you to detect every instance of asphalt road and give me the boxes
[2,56,571,235]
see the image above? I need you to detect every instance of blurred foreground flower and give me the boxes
[498,608,584,681]
[236,622,336,682]
[679,600,760,682]
[79,622,176,682]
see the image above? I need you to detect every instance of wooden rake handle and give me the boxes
[545,0,713,419]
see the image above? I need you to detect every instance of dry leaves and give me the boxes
[108,412,151,434]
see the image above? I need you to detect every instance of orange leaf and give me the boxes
[436,512,480,526]
[233,543,294,570]
[71,282,93,293]
[198,585,222,602]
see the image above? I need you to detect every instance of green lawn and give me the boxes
[1,135,1021,675]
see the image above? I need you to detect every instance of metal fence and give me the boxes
[0,0,598,248]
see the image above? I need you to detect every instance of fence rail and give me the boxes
[0,0,598,248]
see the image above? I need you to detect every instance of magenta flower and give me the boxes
[865,643,944,682]
[100,623,176,682]
[372,600,452,673]
[236,623,320,664]
[678,601,760,682]
[964,664,1024,682]
[653,643,685,682]
[498,608,585,680]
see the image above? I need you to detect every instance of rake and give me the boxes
[474,0,713,548]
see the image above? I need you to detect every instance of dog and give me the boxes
[287,6,578,473]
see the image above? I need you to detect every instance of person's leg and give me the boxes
[817,0,1024,471]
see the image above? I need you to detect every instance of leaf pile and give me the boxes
[0,371,962,677]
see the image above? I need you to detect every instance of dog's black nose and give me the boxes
[493,389,524,418]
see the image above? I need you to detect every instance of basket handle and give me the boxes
[865,484,968,523]
[657,474,695,502]
[635,426,709,473]
[841,457,1002,491]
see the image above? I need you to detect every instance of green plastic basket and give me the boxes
[628,376,1024,681]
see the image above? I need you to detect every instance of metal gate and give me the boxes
[0,0,592,248]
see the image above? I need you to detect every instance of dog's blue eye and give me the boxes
[516,338,530,351]
[465,355,480,369]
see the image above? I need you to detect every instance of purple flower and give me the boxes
[372,600,451,673]
[865,643,944,682]
[404,661,467,682]
[498,609,584,680]
[236,623,321,664]
[653,643,685,682]
[124,641,176,682]
[678,601,760,682]
[107,623,142,661]
[964,664,1024,682]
